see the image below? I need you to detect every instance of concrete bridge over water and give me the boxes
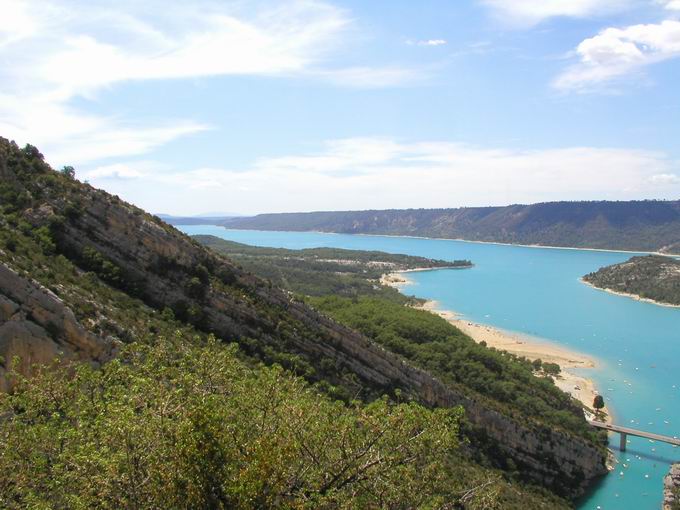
[589,420,680,452]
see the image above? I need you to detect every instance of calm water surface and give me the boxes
[180,225,680,509]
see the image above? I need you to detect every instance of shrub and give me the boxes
[0,336,469,510]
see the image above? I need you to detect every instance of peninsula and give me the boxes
[583,255,680,307]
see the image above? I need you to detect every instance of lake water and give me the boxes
[180,225,680,509]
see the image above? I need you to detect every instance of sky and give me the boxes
[1,0,680,215]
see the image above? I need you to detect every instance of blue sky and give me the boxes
[1,0,679,214]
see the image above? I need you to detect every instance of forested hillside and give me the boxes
[214,201,680,254]
[195,236,597,441]
[584,255,680,306]
[195,235,470,304]
[0,137,605,507]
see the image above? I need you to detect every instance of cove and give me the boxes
[179,225,680,509]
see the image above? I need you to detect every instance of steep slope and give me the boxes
[0,261,117,392]
[0,137,607,498]
[217,201,680,254]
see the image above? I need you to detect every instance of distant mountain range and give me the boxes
[204,201,680,254]
[158,213,250,225]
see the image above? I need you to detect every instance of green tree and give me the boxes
[542,362,561,377]
[60,165,75,179]
[593,395,605,420]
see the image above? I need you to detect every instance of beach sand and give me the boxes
[382,271,608,421]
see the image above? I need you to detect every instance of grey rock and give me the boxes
[664,463,680,510]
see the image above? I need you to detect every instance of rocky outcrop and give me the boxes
[665,464,680,510]
[0,260,118,392]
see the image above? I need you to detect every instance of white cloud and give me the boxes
[0,0,417,166]
[554,20,680,91]
[650,173,680,183]
[659,0,680,10]
[407,39,447,46]
[84,163,147,180]
[310,66,427,88]
[87,137,680,215]
[0,0,41,48]
[29,1,350,100]
[479,0,635,27]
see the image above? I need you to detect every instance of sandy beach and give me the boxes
[382,271,608,421]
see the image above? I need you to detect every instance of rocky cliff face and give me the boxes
[0,137,607,497]
[665,464,680,510]
[0,259,117,392]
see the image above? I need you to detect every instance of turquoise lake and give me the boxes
[179,225,680,509]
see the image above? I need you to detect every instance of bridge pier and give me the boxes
[620,432,627,452]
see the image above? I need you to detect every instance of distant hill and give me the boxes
[159,213,249,225]
[217,201,680,254]
[583,255,680,306]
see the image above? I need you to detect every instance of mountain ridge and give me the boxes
[210,201,680,254]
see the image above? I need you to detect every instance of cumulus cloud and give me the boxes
[479,0,635,27]
[85,137,680,215]
[554,20,680,91]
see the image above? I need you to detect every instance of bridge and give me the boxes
[588,420,680,452]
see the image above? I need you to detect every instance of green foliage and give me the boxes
[33,225,56,255]
[0,336,493,510]
[543,362,561,376]
[584,255,680,306]
[309,296,597,442]
[80,246,123,287]
[195,235,470,304]
[593,395,605,410]
[60,165,75,179]
[186,276,208,300]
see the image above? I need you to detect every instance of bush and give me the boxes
[0,336,470,510]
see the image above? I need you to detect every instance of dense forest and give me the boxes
[203,201,680,254]
[195,235,470,304]
[0,137,604,508]
[583,255,680,306]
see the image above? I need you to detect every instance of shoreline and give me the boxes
[581,278,680,309]
[382,270,609,422]
[212,226,679,258]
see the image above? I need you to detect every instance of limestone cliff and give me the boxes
[0,259,117,392]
